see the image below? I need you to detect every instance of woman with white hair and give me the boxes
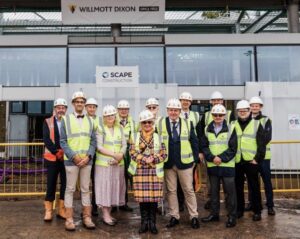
[95,105,127,226]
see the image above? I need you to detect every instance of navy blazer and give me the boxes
[164,117,199,170]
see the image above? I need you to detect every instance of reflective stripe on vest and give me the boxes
[128,132,164,178]
[260,116,271,160]
[63,114,93,160]
[205,122,235,168]
[234,119,259,163]
[205,110,232,126]
[44,116,57,161]
[96,122,124,167]
[157,117,194,164]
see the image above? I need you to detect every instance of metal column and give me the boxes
[287,0,300,33]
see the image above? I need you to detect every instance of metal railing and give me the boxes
[0,141,299,197]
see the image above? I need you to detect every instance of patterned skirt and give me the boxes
[133,165,163,202]
[94,165,126,207]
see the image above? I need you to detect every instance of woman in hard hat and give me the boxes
[128,110,167,234]
[94,105,127,226]
[145,98,162,127]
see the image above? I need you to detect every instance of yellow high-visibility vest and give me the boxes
[63,114,93,160]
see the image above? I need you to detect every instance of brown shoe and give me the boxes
[65,207,76,231]
[82,206,96,230]
[57,199,66,219]
[44,201,53,222]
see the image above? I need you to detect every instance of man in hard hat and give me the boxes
[179,91,200,211]
[234,100,265,221]
[85,97,99,216]
[60,91,96,231]
[157,98,200,229]
[116,99,136,212]
[43,98,68,222]
[196,91,235,210]
[248,96,275,216]
[200,104,237,228]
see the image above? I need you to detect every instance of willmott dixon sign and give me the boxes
[62,0,165,24]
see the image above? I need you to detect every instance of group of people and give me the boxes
[42,90,275,234]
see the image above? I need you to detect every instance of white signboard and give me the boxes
[61,0,165,24]
[96,66,139,87]
[288,114,300,130]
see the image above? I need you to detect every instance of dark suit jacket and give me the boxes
[43,116,61,155]
[164,117,199,170]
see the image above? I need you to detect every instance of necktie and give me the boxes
[121,119,126,127]
[77,115,84,119]
[185,112,188,119]
[172,122,179,140]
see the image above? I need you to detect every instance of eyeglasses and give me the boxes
[212,114,225,118]
[74,101,85,104]
[142,121,153,125]
[147,106,157,110]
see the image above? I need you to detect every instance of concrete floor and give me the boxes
[1,196,300,239]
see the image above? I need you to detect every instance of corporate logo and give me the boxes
[68,4,77,13]
[102,72,109,78]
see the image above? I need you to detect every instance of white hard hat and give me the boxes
[85,98,98,106]
[236,100,250,110]
[72,91,86,102]
[211,104,226,115]
[167,98,182,109]
[117,100,130,109]
[103,105,117,116]
[210,91,224,100]
[249,96,263,105]
[139,110,154,122]
[145,98,159,107]
[54,98,67,107]
[179,92,193,101]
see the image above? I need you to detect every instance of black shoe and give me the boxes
[226,217,236,228]
[92,205,98,216]
[252,213,262,221]
[191,217,200,229]
[245,203,252,211]
[139,221,148,234]
[268,207,276,216]
[237,211,244,219]
[179,203,184,212]
[119,204,133,212]
[166,217,179,228]
[204,200,211,210]
[201,214,219,223]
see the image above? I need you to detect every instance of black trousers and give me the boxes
[236,162,262,214]
[210,175,236,218]
[124,144,132,204]
[91,155,97,208]
[45,159,66,201]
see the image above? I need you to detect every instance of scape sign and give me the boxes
[62,0,165,24]
[96,66,139,87]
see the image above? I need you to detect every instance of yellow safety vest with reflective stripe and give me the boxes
[63,114,93,160]
[157,118,194,164]
[205,122,235,168]
[260,116,271,160]
[96,123,124,167]
[128,132,164,178]
[234,119,259,163]
[205,110,232,126]
[117,115,136,143]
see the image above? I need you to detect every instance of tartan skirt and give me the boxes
[133,165,163,202]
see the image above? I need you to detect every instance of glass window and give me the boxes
[257,46,300,82]
[28,101,42,114]
[166,47,253,85]
[0,48,66,86]
[118,47,164,83]
[45,101,54,114]
[11,101,25,113]
[69,47,115,83]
